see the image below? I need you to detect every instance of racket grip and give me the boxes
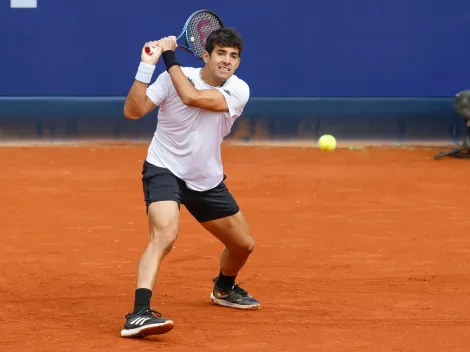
[144,44,180,55]
[144,45,157,55]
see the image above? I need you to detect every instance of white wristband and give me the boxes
[135,62,155,84]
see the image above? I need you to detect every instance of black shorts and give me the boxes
[141,160,240,223]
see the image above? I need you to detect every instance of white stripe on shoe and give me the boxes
[130,317,151,326]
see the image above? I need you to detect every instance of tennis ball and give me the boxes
[318,134,336,151]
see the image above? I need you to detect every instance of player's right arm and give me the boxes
[123,81,158,119]
[124,41,163,120]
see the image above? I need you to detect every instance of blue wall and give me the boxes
[4,1,470,97]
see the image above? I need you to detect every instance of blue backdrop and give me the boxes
[3,0,470,97]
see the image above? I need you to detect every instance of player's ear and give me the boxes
[235,57,241,69]
[203,51,210,64]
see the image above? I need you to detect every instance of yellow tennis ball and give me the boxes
[318,134,336,151]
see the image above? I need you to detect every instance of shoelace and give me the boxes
[145,309,163,318]
[214,279,250,296]
[232,283,249,296]
[133,308,163,318]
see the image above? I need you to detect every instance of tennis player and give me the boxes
[120,28,261,338]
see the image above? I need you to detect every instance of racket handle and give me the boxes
[144,45,157,55]
[145,44,180,55]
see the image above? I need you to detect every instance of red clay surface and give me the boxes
[1,145,470,351]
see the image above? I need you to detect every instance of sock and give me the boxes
[133,288,152,314]
[216,270,236,291]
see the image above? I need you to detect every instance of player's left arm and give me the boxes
[167,65,229,112]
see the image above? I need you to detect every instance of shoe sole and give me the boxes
[210,292,262,310]
[120,321,174,338]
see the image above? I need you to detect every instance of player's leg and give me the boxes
[202,211,261,310]
[184,180,261,310]
[137,201,180,290]
[121,161,182,338]
[201,210,254,278]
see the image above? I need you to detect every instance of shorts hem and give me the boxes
[193,206,240,223]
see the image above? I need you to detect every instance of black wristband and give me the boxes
[162,50,180,71]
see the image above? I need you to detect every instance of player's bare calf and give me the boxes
[202,211,261,310]
[137,201,180,289]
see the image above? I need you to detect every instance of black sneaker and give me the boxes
[210,277,261,310]
[120,308,174,338]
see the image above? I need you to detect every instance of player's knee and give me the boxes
[149,223,178,253]
[234,235,255,256]
[245,237,255,254]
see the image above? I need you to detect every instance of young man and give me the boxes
[120,28,261,338]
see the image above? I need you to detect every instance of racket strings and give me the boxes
[186,12,223,58]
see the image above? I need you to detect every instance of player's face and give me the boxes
[203,45,241,84]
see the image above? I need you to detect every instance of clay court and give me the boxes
[2,144,470,351]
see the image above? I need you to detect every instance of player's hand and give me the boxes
[141,40,162,65]
[159,36,177,52]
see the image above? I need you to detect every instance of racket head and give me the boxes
[179,10,224,60]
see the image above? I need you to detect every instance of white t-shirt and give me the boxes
[145,66,250,191]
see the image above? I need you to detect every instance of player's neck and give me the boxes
[200,68,225,87]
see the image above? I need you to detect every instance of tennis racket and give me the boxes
[145,10,224,60]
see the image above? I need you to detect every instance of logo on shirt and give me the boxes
[223,89,231,96]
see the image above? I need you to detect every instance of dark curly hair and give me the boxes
[205,28,243,56]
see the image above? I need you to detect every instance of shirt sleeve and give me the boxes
[215,78,250,120]
[146,71,171,106]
